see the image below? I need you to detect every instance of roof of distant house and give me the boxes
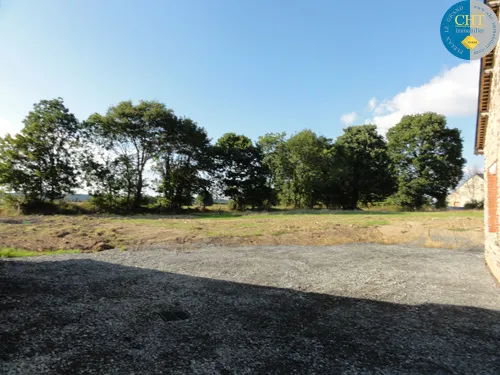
[449,173,484,194]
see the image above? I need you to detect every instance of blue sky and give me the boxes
[0,0,483,167]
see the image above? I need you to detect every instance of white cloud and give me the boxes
[368,97,377,111]
[367,61,480,133]
[0,118,21,137]
[340,112,358,126]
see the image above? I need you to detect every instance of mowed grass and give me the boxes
[190,209,484,219]
[0,247,80,258]
[121,210,483,227]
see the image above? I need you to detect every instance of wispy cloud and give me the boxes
[367,97,377,111]
[340,112,358,126]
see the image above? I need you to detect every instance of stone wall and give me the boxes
[484,7,500,282]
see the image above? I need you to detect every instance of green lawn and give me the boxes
[0,247,80,258]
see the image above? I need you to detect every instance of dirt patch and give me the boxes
[0,212,484,252]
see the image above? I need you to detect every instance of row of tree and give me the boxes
[0,98,465,213]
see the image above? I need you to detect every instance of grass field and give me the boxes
[0,210,484,256]
[0,247,80,258]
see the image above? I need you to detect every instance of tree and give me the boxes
[80,152,136,212]
[258,132,290,206]
[154,116,213,211]
[214,133,272,210]
[195,190,214,209]
[0,98,81,204]
[387,113,465,209]
[284,130,332,208]
[85,101,168,210]
[259,130,341,209]
[333,125,395,209]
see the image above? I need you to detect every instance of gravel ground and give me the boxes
[1,244,500,374]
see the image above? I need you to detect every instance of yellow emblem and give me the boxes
[461,35,479,50]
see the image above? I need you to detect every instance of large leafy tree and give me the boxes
[154,116,214,211]
[80,152,137,211]
[284,130,332,208]
[258,132,290,204]
[0,98,81,203]
[85,100,167,210]
[214,133,272,210]
[259,130,338,209]
[333,125,395,209]
[387,112,465,209]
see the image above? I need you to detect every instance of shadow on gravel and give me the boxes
[1,259,500,374]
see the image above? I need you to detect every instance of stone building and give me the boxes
[447,173,485,207]
[474,1,500,281]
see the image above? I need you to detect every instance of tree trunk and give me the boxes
[134,173,143,211]
[435,195,447,209]
[345,189,359,210]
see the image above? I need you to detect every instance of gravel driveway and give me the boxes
[1,244,500,374]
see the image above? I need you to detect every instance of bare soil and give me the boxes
[0,211,484,252]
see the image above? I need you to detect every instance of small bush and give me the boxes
[88,195,135,214]
[0,192,24,214]
[0,192,93,215]
[227,199,238,211]
[195,191,214,209]
[464,200,484,210]
[20,200,59,214]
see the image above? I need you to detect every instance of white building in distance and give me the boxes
[447,174,485,207]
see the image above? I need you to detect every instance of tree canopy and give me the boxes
[0,99,467,213]
[214,133,272,211]
[387,112,465,209]
[334,125,395,209]
[0,98,81,204]
[84,100,169,210]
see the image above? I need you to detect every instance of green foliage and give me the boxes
[84,101,171,211]
[0,247,80,258]
[258,132,289,194]
[333,125,395,209]
[387,113,465,210]
[259,127,395,210]
[259,130,333,209]
[80,153,137,211]
[83,103,213,213]
[0,192,90,214]
[89,195,121,213]
[0,98,81,205]
[0,192,24,214]
[154,117,213,211]
[196,190,214,208]
[227,199,238,211]
[284,130,332,208]
[215,133,274,211]
[464,200,484,209]
[0,97,466,215]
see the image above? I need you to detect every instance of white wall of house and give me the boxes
[447,175,485,207]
